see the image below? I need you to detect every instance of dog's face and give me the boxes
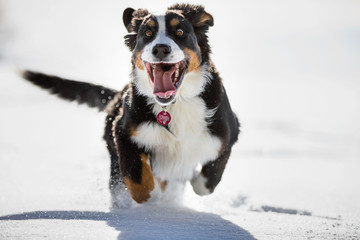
[123,4,213,106]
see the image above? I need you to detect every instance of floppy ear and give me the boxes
[168,4,214,63]
[191,11,214,28]
[123,8,135,32]
[122,8,149,33]
[168,4,214,29]
[123,8,150,51]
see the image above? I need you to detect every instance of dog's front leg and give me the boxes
[123,153,155,204]
[115,132,155,204]
[191,148,231,196]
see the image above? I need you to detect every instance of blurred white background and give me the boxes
[0,0,359,238]
[2,0,360,147]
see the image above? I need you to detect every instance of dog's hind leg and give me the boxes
[108,151,134,208]
[191,148,231,195]
[104,115,134,208]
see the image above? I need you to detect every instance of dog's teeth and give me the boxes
[159,95,170,99]
[152,64,156,69]
[175,69,179,78]
[175,64,179,69]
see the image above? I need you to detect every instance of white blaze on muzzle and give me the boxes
[140,15,186,105]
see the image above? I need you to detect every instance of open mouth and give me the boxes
[144,61,186,105]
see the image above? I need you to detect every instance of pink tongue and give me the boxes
[153,66,176,97]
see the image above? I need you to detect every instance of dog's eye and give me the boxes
[145,30,153,37]
[176,29,184,37]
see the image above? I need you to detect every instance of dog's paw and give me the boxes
[110,182,135,209]
[124,177,155,204]
[191,174,211,196]
[145,180,162,204]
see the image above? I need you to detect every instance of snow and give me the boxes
[1,0,360,239]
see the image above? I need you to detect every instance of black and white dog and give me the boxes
[22,3,240,207]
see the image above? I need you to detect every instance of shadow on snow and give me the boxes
[0,207,257,240]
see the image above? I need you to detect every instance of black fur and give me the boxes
[22,4,240,204]
[23,71,116,111]
[198,67,240,192]
[167,3,214,63]
[201,65,240,144]
[123,8,151,51]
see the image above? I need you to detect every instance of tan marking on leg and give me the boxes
[218,141,227,154]
[157,178,167,192]
[170,18,179,27]
[135,51,144,70]
[123,154,154,203]
[184,48,201,72]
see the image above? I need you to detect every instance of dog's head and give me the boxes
[123,4,214,106]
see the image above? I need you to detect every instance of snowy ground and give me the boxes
[1,0,360,239]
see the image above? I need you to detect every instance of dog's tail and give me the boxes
[22,70,117,111]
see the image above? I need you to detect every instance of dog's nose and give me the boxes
[152,44,171,59]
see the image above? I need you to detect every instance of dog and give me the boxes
[22,3,240,207]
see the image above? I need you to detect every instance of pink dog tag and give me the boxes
[157,111,171,125]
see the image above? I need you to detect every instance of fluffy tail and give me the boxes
[22,70,117,111]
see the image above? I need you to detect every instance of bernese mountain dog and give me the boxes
[22,3,240,207]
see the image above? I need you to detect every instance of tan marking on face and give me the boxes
[147,19,156,28]
[135,50,144,70]
[123,153,155,203]
[170,18,180,27]
[184,48,201,72]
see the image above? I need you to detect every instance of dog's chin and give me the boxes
[144,60,187,106]
[155,94,176,106]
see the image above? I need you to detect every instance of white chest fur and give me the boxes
[131,97,221,181]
